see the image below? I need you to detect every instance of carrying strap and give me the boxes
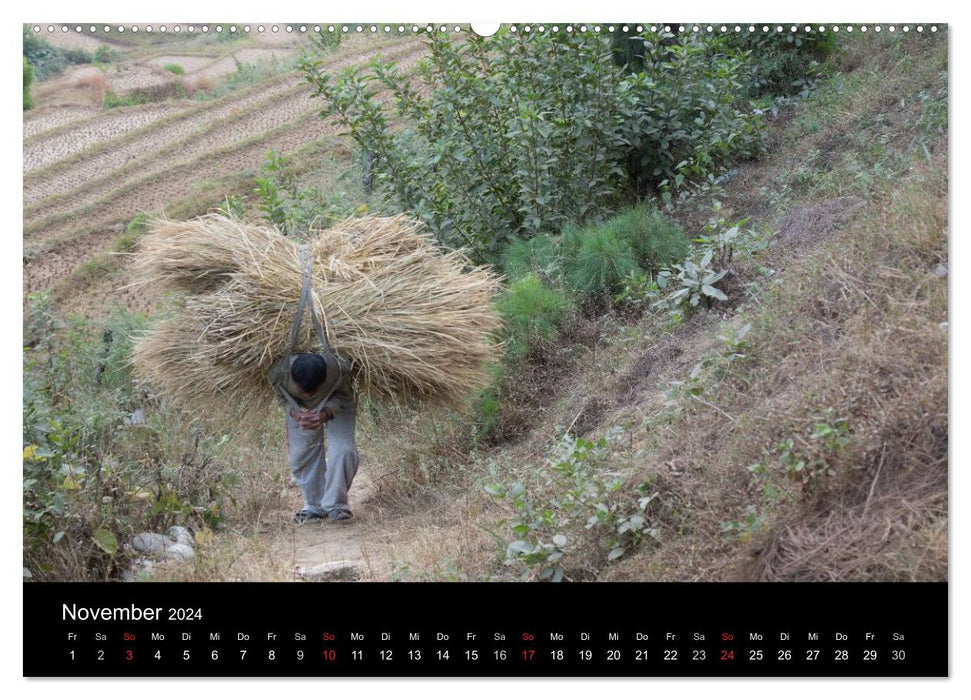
[288,247,331,356]
[279,248,343,415]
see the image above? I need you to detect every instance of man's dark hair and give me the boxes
[291,353,327,393]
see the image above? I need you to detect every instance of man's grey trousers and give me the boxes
[285,406,359,516]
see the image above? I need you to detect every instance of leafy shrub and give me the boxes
[497,275,575,360]
[617,34,765,197]
[254,150,360,236]
[725,30,839,98]
[563,221,641,298]
[304,31,626,259]
[303,30,764,262]
[655,249,728,311]
[486,432,662,581]
[23,26,92,80]
[23,56,33,110]
[23,299,234,581]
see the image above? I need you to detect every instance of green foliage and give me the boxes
[614,270,661,308]
[486,431,661,581]
[112,212,151,252]
[724,30,839,98]
[23,56,34,110]
[23,298,233,580]
[23,26,92,80]
[103,84,179,109]
[620,35,766,199]
[303,31,765,262]
[254,150,360,236]
[221,195,246,220]
[564,221,641,297]
[501,235,561,283]
[195,57,296,101]
[163,63,185,75]
[720,504,770,543]
[609,204,690,270]
[93,45,119,65]
[777,411,851,495]
[497,275,575,360]
[216,24,245,43]
[656,249,728,311]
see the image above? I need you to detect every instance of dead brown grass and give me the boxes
[75,72,108,104]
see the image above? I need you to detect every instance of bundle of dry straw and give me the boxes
[132,214,502,417]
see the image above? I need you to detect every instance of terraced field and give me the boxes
[22,33,427,304]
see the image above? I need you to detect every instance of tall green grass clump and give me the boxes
[563,221,641,298]
[501,235,561,282]
[610,205,690,270]
[497,275,575,360]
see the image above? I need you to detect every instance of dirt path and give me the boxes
[265,468,378,581]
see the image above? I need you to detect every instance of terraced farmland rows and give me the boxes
[23,37,427,299]
[24,104,186,173]
[23,38,422,212]
[23,106,100,139]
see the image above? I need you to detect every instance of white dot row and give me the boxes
[31,24,465,34]
[31,23,940,35]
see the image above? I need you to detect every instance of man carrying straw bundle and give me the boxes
[268,249,358,524]
[133,214,503,526]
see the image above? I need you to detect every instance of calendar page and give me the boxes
[21,16,948,679]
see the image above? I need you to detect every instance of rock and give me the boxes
[125,409,146,426]
[934,263,948,278]
[165,543,195,561]
[132,532,174,554]
[298,560,360,582]
[168,526,194,546]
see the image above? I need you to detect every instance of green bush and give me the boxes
[23,299,233,581]
[163,63,185,75]
[93,45,118,64]
[23,56,33,110]
[23,26,92,80]
[497,275,575,360]
[304,31,765,261]
[501,235,561,282]
[725,31,839,98]
[617,35,765,198]
[564,221,641,298]
[610,204,690,271]
[486,432,662,581]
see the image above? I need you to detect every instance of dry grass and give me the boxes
[603,151,947,583]
[74,72,108,104]
[132,214,502,419]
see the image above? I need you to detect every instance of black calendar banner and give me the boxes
[24,582,947,677]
